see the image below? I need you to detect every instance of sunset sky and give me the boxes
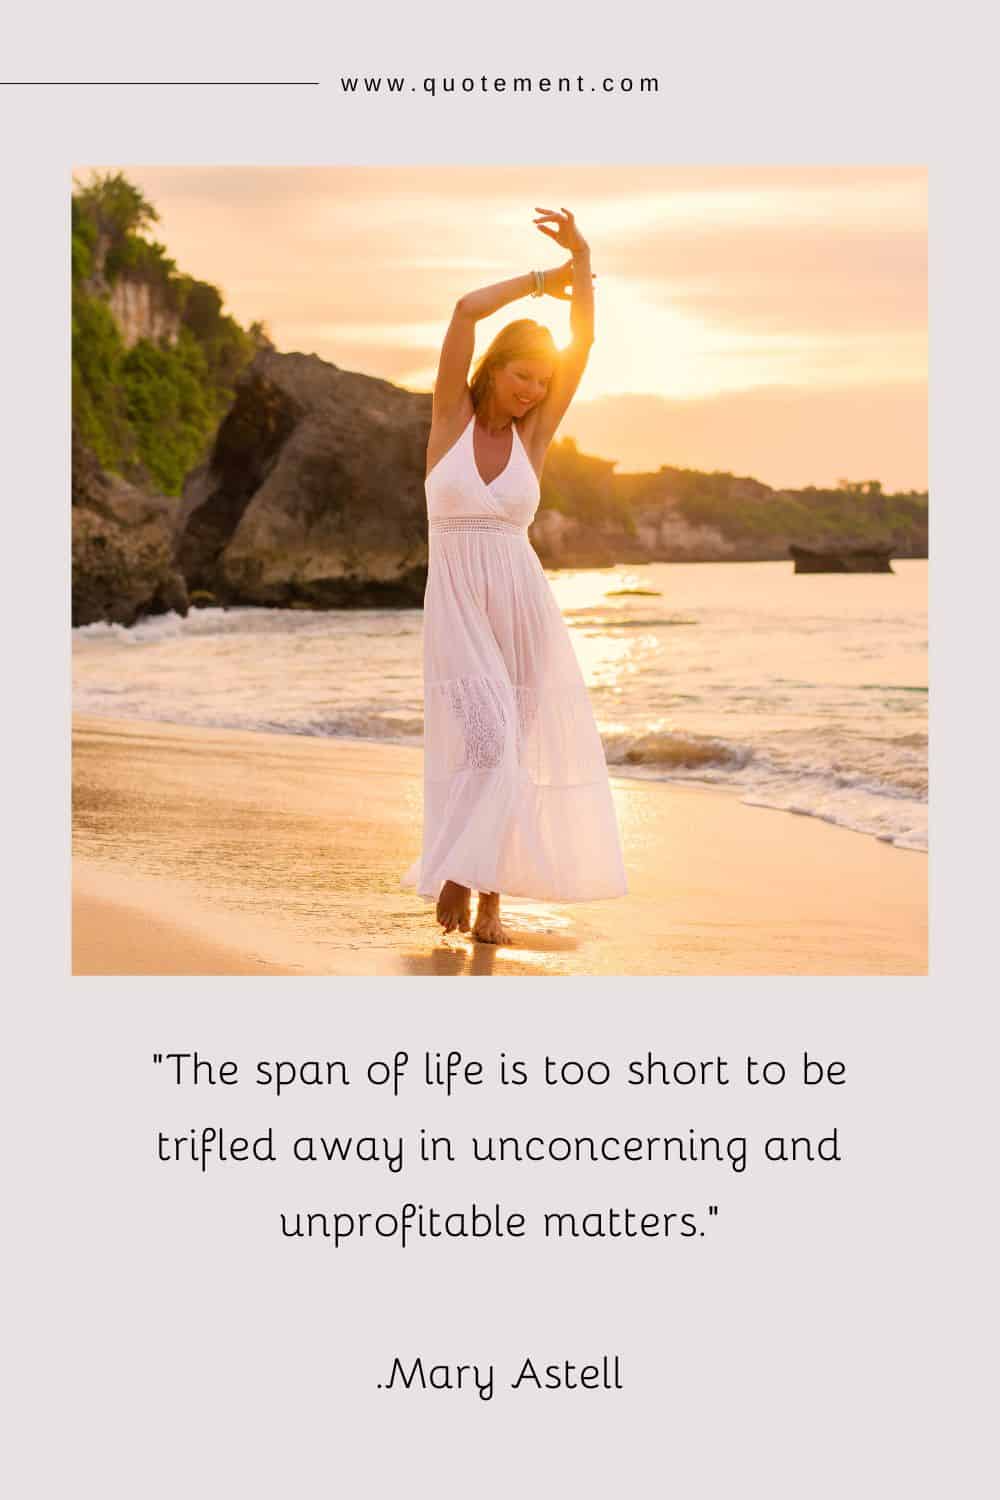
[76,165,927,491]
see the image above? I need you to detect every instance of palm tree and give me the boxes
[71,170,159,284]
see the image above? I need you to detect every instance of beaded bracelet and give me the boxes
[530,269,544,298]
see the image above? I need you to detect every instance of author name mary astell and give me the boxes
[378,1355,623,1401]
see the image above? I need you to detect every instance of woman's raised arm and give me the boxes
[432,271,538,422]
[530,207,595,444]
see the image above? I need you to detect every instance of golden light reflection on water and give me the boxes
[546,568,670,695]
[545,567,628,612]
[572,630,652,692]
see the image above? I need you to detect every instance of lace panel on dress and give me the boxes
[429,516,527,535]
[433,676,510,771]
[424,676,545,778]
[424,674,609,787]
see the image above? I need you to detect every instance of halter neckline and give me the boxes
[468,413,519,490]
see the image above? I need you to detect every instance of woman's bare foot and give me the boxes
[436,880,471,934]
[472,890,511,944]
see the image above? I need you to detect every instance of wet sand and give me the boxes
[72,714,927,976]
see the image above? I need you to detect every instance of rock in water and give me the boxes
[176,349,433,608]
[789,544,895,574]
[72,428,189,626]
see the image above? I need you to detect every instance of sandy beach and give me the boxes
[72,714,926,976]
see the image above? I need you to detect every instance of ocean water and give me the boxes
[73,559,928,851]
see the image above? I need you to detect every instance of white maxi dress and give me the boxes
[401,413,627,903]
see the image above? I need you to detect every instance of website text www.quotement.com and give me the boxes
[339,73,661,97]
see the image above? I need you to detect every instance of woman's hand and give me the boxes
[542,259,594,301]
[533,205,589,256]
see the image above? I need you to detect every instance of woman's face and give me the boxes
[493,357,554,418]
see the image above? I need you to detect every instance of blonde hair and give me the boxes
[469,319,559,411]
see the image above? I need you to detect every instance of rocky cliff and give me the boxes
[530,502,742,568]
[532,464,927,567]
[72,428,188,626]
[106,274,182,349]
[176,350,432,607]
[73,347,928,623]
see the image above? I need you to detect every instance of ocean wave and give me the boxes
[73,606,420,646]
[566,612,697,630]
[71,695,425,745]
[738,785,927,851]
[262,712,424,742]
[601,728,927,849]
[605,729,752,771]
[74,610,195,645]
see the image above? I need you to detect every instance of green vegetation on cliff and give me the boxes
[612,465,927,557]
[666,470,925,553]
[72,171,268,494]
[540,436,637,535]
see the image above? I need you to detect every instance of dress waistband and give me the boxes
[429,515,528,535]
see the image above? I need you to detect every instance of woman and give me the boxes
[401,206,627,942]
